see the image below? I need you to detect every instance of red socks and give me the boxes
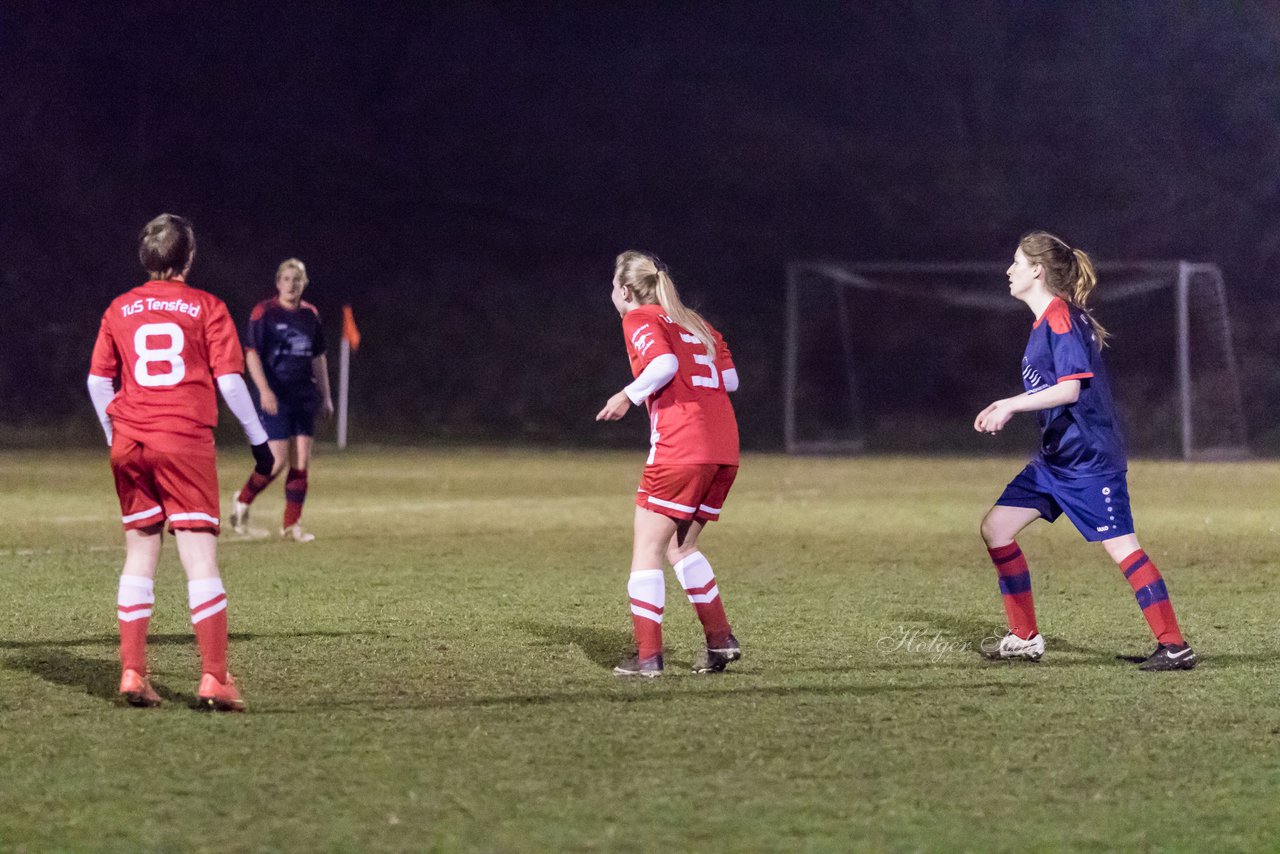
[987,543,1185,647]
[673,552,733,646]
[188,578,229,680]
[237,470,277,505]
[627,569,665,660]
[987,542,1039,640]
[1119,550,1185,646]
[283,467,308,528]
[117,575,154,673]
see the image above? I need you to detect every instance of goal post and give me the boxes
[784,260,1248,460]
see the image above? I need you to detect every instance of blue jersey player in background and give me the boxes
[974,231,1196,671]
[230,258,333,542]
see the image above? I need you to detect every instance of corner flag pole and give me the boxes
[338,305,361,450]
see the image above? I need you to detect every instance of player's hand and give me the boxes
[260,389,279,415]
[974,400,1014,434]
[595,391,632,421]
[321,396,335,419]
[251,441,276,476]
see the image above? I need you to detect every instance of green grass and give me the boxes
[1,448,1278,852]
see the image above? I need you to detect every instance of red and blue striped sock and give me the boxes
[237,470,277,505]
[1119,550,1185,647]
[283,467,308,528]
[988,541,1038,640]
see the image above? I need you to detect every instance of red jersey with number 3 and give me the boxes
[621,304,739,465]
[89,280,244,452]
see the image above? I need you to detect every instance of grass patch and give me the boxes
[1,449,1278,851]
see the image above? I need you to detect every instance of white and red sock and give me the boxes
[673,552,733,646]
[188,577,229,680]
[627,569,665,660]
[117,574,154,673]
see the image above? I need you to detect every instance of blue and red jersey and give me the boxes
[1021,297,1126,477]
[245,298,326,403]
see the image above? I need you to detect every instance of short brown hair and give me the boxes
[138,213,195,278]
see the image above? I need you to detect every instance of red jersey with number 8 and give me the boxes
[621,304,738,465]
[90,280,244,452]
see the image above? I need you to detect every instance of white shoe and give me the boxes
[995,632,1045,661]
[280,524,316,543]
[229,495,250,535]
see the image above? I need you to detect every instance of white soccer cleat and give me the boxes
[228,495,250,535]
[995,632,1045,661]
[280,523,316,543]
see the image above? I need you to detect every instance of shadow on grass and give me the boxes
[248,678,1037,716]
[0,630,376,651]
[900,610,1256,668]
[515,620,633,670]
[899,609,1119,662]
[4,647,206,708]
[5,647,120,703]
[2,631,379,709]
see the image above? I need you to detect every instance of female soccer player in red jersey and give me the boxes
[974,231,1196,670]
[87,214,276,711]
[228,258,333,542]
[596,251,742,677]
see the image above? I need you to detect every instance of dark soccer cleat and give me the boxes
[613,653,663,678]
[1138,643,1198,671]
[693,634,741,674]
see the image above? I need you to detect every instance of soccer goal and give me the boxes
[784,260,1248,460]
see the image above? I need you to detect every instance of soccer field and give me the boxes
[1,448,1277,851]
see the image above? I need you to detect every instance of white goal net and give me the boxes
[784,261,1248,460]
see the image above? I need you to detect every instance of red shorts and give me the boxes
[635,464,738,523]
[110,436,221,534]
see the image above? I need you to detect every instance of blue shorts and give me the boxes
[996,461,1134,542]
[259,400,317,440]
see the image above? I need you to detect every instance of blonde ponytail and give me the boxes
[614,251,717,359]
[654,269,717,360]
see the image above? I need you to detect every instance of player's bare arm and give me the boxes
[244,348,278,415]
[312,354,334,418]
[975,379,1081,434]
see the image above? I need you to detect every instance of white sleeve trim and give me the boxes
[86,374,116,445]
[624,353,679,405]
[722,367,739,393]
[215,373,269,445]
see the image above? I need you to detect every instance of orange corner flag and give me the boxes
[342,304,361,352]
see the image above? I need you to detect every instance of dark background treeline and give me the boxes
[3,2,1277,452]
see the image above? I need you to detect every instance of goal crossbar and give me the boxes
[784,260,1248,460]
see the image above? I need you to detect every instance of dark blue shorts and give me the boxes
[996,461,1134,542]
[259,401,317,440]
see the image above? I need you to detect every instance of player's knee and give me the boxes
[1102,535,1140,564]
[979,513,1009,548]
[666,543,693,566]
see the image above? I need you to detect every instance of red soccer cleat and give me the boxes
[119,668,162,708]
[197,672,246,712]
